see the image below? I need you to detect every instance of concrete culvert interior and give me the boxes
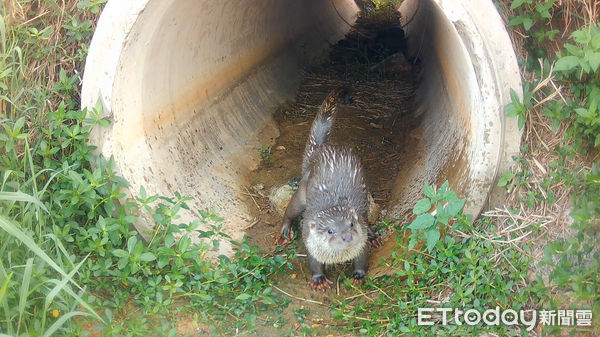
[82,0,522,258]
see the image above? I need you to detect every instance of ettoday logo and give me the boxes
[417,307,593,331]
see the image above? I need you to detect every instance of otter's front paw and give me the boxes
[308,275,333,291]
[368,235,383,248]
[367,229,382,248]
[351,270,366,285]
[275,228,294,246]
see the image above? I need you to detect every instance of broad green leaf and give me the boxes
[235,293,252,301]
[407,213,435,230]
[407,235,418,250]
[444,198,466,218]
[423,184,435,199]
[158,256,170,269]
[498,171,516,187]
[139,252,156,262]
[591,29,600,49]
[535,1,552,19]
[117,258,128,270]
[413,198,431,215]
[67,170,83,185]
[510,0,526,10]
[509,88,521,106]
[112,249,128,258]
[587,52,600,72]
[426,228,440,252]
[439,181,449,194]
[522,17,533,31]
[178,236,191,253]
[260,296,276,305]
[571,29,590,44]
[564,43,583,56]
[554,56,580,72]
[13,116,25,133]
[518,115,525,130]
[508,16,523,28]
[441,189,458,202]
[575,108,592,119]
[126,236,137,253]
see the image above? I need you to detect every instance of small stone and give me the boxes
[253,183,264,191]
[275,145,286,151]
[269,184,295,215]
[369,122,383,129]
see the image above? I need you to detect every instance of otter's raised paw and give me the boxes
[351,270,366,285]
[275,228,294,246]
[368,235,383,248]
[367,227,383,248]
[308,275,333,291]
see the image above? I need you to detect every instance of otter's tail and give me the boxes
[302,87,348,173]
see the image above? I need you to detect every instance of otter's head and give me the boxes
[304,206,367,264]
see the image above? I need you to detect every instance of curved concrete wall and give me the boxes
[390,0,522,217]
[82,0,521,255]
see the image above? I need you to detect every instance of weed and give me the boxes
[553,25,600,148]
[76,0,107,15]
[505,83,535,130]
[503,4,600,333]
[405,181,467,252]
[258,145,272,165]
[508,0,558,60]
[372,0,400,10]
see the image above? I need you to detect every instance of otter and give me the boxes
[277,88,373,291]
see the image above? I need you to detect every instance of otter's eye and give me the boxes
[350,222,354,228]
[327,229,334,235]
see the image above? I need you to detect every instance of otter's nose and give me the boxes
[341,233,353,243]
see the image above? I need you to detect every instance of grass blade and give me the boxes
[0,271,12,303]
[0,269,14,335]
[45,234,75,268]
[0,191,49,214]
[17,258,33,334]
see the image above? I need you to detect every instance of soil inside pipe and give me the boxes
[241,8,423,334]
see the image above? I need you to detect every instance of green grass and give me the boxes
[499,0,599,334]
[1,0,598,335]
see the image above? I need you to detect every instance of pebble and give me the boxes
[268,184,295,215]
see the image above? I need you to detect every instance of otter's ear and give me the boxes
[308,220,317,231]
[349,208,358,220]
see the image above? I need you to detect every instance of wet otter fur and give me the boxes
[277,88,371,291]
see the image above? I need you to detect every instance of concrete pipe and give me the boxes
[82,0,521,256]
